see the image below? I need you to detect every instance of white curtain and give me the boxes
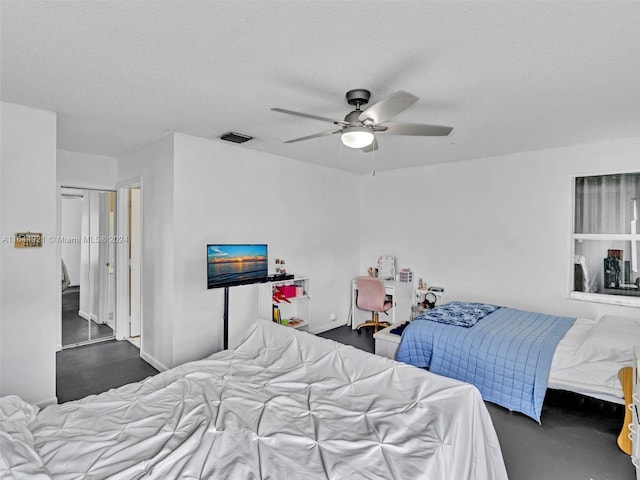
[574,173,640,290]
[574,173,640,234]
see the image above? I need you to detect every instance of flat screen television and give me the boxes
[207,244,268,289]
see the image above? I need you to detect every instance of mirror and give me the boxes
[61,187,116,347]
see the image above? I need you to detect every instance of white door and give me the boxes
[97,191,112,327]
[88,190,100,323]
[129,187,141,337]
[108,192,116,327]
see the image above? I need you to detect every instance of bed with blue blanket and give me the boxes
[396,301,576,422]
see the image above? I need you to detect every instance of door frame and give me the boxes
[115,177,143,349]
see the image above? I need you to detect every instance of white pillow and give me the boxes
[576,316,640,363]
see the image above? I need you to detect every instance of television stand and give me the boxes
[223,286,229,350]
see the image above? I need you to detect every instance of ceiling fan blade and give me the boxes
[380,122,453,136]
[361,138,378,153]
[358,90,419,125]
[283,129,341,144]
[271,108,346,125]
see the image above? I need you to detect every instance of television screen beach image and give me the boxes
[207,244,268,289]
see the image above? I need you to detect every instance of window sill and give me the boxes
[570,291,640,308]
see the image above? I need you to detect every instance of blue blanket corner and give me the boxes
[397,306,575,422]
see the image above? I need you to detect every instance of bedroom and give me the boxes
[1,1,640,479]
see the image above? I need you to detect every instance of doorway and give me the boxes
[60,187,116,348]
[128,187,141,346]
[116,179,143,350]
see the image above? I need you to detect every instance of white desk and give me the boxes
[350,278,413,330]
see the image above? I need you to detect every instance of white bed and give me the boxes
[1,320,507,480]
[549,315,640,405]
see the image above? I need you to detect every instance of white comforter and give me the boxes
[2,321,507,479]
[549,315,640,403]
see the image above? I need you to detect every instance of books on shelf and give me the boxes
[281,318,306,328]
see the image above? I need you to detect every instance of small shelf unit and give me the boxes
[415,288,445,307]
[259,277,311,331]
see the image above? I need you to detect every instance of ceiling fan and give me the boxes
[271,89,453,152]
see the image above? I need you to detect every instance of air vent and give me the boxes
[220,131,253,144]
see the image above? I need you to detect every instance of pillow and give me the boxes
[576,316,640,364]
[0,395,51,479]
[414,301,500,328]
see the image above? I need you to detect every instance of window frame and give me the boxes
[569,169,640,308]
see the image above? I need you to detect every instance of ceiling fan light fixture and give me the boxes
[341,126,374,149]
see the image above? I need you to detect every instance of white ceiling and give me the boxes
[2,1,640,173]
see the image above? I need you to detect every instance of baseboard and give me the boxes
[36,396,58,408]
[310,321,344,335]
[78,310,102,324]
[140,350,168,372]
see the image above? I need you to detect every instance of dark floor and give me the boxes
[56,340,158,403]
[318,323,376,352]
[62,286,113,346]
[56,324,635,480]
[318,325,635,480]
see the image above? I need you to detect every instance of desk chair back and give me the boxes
[356,276,392,313]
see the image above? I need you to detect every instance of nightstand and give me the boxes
[373,325,402,359]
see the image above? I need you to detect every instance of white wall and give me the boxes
[169,133,361,366]
[360,137,640,321]
[118,134,175,370]
[57,149,118,190]
[118,132,361,369]
[0,102,57,406]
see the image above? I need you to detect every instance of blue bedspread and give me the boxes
[396,306,575,422]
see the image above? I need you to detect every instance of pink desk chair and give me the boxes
[355,276,393,333]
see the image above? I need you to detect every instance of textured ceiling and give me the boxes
[2,1,640,173]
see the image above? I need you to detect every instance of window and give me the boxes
[571,172,640,305]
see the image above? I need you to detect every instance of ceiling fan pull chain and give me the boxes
[371,148,376,176]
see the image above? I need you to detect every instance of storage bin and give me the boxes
[279,285,297,298]
[295,286,304,297]
[399,270,413,283]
